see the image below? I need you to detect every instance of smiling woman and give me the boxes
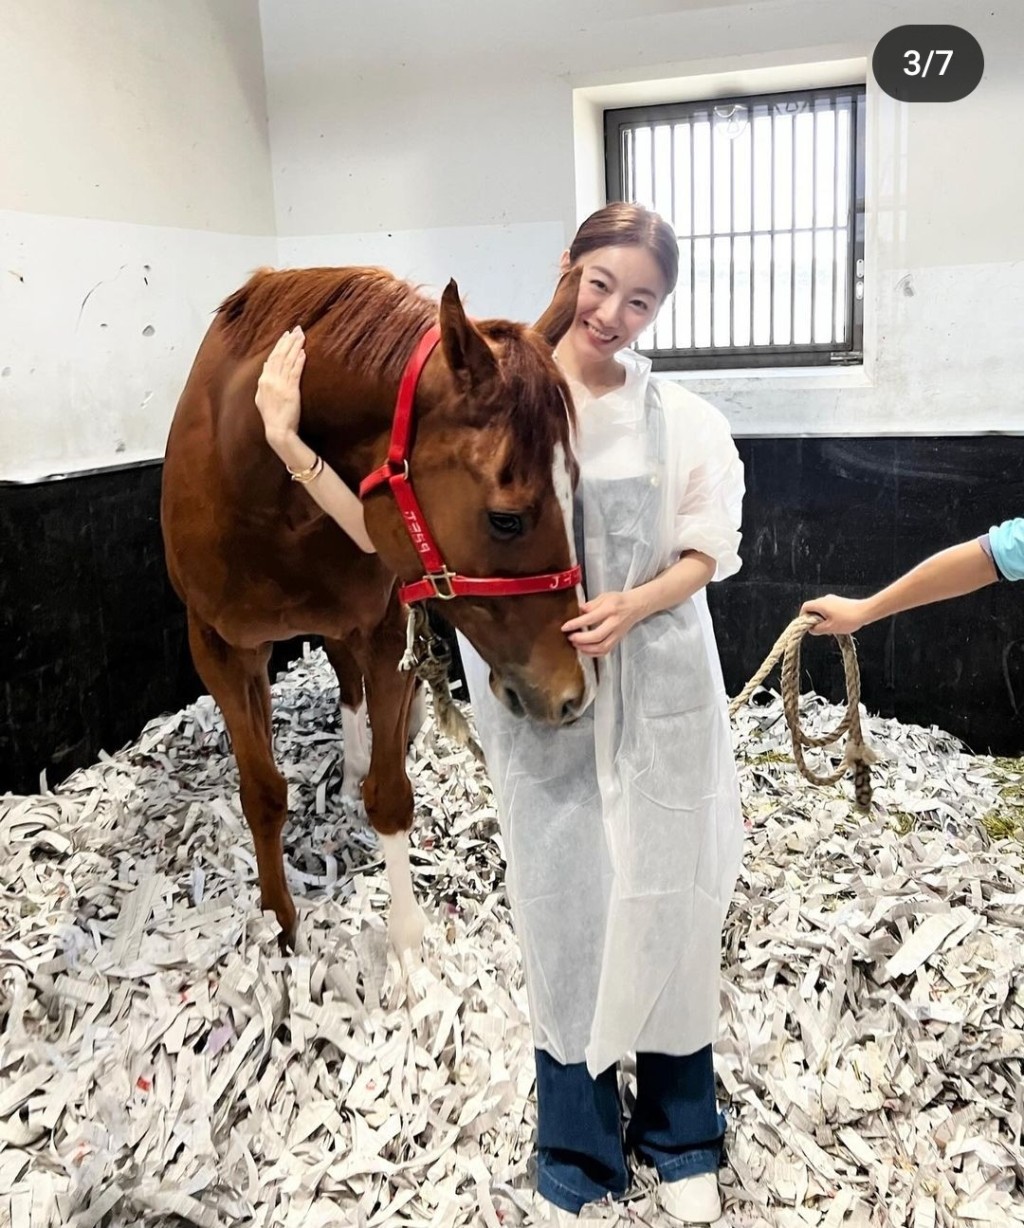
[457,203,747,1225]
[554,203,680,396]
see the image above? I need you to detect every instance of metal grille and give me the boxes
[604,85,866,370]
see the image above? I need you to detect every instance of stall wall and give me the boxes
[0,0,275,480]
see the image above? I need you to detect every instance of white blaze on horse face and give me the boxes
[552,442,597,709]
[341,699,371,801]
[380,831,427,956]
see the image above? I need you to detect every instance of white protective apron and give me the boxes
[461,369,744,1077]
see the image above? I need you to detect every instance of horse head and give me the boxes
[362,267,596,726]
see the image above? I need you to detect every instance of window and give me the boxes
[604,85,866,370]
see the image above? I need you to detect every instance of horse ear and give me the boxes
[439,280,499,390]
[532,265,582,348]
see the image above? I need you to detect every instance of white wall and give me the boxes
[261,0,1024,436]
[0,0,275,480]
[3,0,1022,480]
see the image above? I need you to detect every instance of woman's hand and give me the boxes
[255,327,306,445]
[800,594,870,635]
[561,591,643,657]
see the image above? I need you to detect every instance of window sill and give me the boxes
[662,364,873,392]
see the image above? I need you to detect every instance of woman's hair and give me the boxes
[568,203,679,297]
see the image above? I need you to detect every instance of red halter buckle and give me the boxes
[359,323,582,605]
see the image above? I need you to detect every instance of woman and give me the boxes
[458,205,744,1227]
[255,205,745,1226]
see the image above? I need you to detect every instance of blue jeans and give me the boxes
[535,1046,726,1215]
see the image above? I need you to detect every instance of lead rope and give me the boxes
[728,613,877,811]
[400,606,485,764]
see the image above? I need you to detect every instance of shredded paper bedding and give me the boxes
[1,647,1021,1226]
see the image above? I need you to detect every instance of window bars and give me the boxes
[604,85,866,369]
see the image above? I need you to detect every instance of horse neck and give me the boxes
[297,341,464,489]
[297,355,407,485]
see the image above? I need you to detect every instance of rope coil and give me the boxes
[729,613,876,811]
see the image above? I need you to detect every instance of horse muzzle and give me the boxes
[492,663,594,727]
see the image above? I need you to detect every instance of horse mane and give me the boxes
[217,268,576,482]
[217,266,436,381]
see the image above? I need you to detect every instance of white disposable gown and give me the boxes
[460,350,745,1077]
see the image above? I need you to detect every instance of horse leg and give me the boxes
[186,611,297,945]
[327,630,425,760]
[352,611,425,955]
[322,636,371,803]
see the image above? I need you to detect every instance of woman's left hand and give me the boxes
[562,591,644,657]
[256,327,306,442]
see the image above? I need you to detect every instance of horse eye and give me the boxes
[487,511,524,540]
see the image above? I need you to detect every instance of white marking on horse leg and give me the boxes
[407,683,428,743]
[341,699,371,800]
[380,831,427,955]
[553,441,597,709]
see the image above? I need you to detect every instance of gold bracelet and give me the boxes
[287,454,324,484]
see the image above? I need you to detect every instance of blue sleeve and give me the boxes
[988,518,1024,581]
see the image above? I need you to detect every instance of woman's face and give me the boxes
[560,243,668,361]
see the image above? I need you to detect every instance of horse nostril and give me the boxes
[501,684,526,718]
[560,699,579,724]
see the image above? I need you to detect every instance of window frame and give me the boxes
[603,84,866,371]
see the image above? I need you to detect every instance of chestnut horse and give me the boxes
[161,265,594,950]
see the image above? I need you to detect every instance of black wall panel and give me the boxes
[1,437,1021,794]
[709,437,1024,757]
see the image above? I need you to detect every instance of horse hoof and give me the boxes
[278,919,299,953]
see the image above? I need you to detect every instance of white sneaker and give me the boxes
[658,1172,723,1225]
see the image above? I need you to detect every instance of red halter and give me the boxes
[358,324,582,604]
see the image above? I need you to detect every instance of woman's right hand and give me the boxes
[256,327,306,444]
[800,594,871,635]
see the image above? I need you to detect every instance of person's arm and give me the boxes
[800,539,999,635]
[563,394,742,658]
[562,551,715,657]
[255,328,377,554]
